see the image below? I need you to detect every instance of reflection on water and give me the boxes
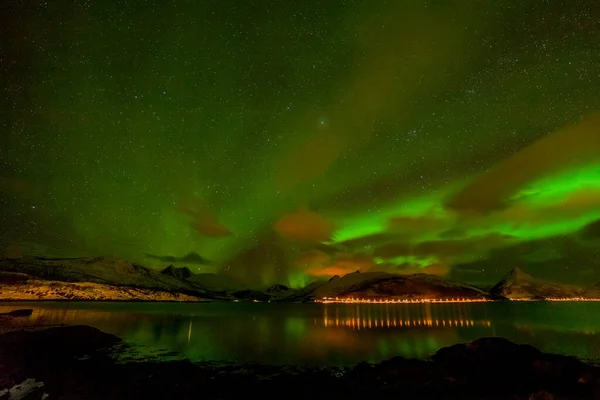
[1,302,600,365]
[322,303,491,329]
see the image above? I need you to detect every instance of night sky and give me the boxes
[2,0,600,288]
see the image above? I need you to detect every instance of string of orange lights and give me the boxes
[315,297,492,304]
[315,297,600,304]
[508,297,600,302]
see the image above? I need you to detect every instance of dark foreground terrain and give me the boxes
[1,319,599,399]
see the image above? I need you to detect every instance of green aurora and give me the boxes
[2,0,600,287]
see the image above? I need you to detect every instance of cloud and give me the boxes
[446,112,600,214]
[178,195,231,237]
[373,233,515,262]
[274,209,335,243]
[295,249,331,268]
[388,212,451,235]
[336,233,401,252]
[422,263,451,276]
[305,255,374,277]
[438,229,466,240]
[220,231,289,285]
[372,242,413,259]
[580,218,600,239]
[478,187,600,231]
[393,262,445,275]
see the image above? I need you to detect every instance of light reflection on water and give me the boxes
[322,303,491,329]
[1,301,600,365]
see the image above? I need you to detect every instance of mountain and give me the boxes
[160,265,193,280]
[6,252,600,303]
[0,256,220,300]
[292,271,491,301]
[0,271,201,301]
[491,267,600,300]
[264,284,292,296]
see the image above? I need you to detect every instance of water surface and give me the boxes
[1,301,599,365]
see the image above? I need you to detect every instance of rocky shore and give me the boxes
[1,322,599,399]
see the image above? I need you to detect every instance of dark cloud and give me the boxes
[438,229,466,240]
[372,242,413,259]
[336,233,401,251]
[387,212,450,235]
[496,188,600,227]
[393,262,450,276]
[178,195,231,238]
[452,233,600,285]
[146,252,210,265]
[580,219,600,239]
[273,209,335,243]
[446,112,600,214]
[221,231,290,286]
[373,233,514,261]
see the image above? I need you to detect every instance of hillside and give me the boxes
[290,271,491,301]
[5,253,599,303]
[0,256,220,300]
[0,272,201,301]
[490,267,600,300]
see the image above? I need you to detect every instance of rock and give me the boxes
[432,337,543,391]
[0,378,48,400]
[0,325,121,390]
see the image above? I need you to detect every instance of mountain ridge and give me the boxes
[491,267,600,300]
[1,255,599,302]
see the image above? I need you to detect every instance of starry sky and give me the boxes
[2,0,600,288]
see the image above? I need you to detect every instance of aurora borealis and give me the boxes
[2,0,600,288]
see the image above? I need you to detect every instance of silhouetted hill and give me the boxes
[288,271,491,301]
[491,267,600,300]
[0,256,218,301]
[160,265,193,280]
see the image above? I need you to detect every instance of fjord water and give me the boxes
[1,302,599,365]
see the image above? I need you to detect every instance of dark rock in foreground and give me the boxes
[1,325,599,399]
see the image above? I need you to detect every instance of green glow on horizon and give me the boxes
[288,272,310,289]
